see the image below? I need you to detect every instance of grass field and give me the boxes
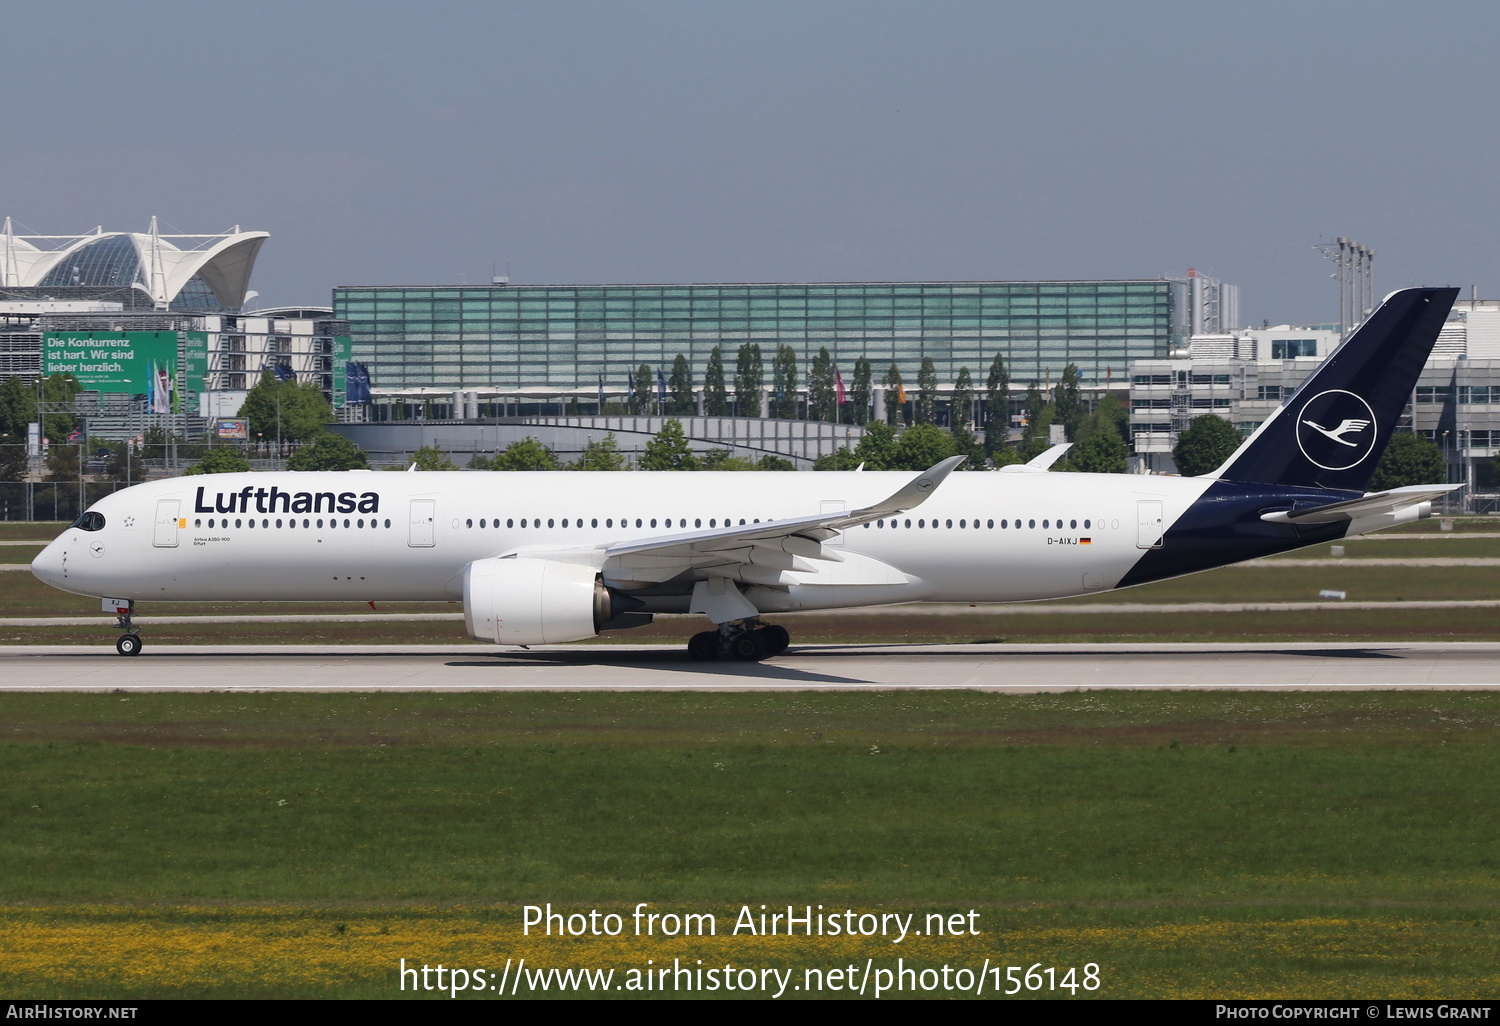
[6,519,1500,998]
[3,691,1498,998]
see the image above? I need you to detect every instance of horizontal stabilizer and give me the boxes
[1259,484,1460,524]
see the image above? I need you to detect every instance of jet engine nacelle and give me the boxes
[463,557,615,645]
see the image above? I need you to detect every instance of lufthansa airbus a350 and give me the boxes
[31,287,1459,660]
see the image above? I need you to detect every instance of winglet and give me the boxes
[1026,442,1073,469]
[862,455,966,515]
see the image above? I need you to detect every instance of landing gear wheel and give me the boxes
[116,633,142,657]
[687,631,719,661]
[729,631,766,662]
[757,624,790,656]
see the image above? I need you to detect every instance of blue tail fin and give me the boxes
[1212,286,1458,491]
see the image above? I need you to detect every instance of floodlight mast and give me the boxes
[1316,237,1376,337]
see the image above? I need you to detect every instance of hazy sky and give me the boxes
[4,1,1496,325]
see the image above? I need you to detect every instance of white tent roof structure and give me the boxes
[0,217,268,310]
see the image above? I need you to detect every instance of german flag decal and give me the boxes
[1080,537,1092,544]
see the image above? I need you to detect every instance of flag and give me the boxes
[345,361,372,404]
[148,360,173,414]
[272,361,295,383]
[836,369,846,404]
[896,382,907,404]
[597,376,605,409]
[656,369,666,404]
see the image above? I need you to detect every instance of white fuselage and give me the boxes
[30,469,1216,610]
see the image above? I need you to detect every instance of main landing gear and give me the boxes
[113,607,143,657]
[687,618,791,662]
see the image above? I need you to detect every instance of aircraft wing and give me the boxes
[603,455,965,585]
[505,456,965,586]
[1259,484,1461,524]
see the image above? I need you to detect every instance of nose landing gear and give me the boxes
[111,602,142,656]
[686,618,790,662]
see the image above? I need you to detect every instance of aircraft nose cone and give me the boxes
[30,542,65,588]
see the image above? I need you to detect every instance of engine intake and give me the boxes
[463,557,618,645]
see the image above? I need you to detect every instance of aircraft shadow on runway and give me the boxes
[444,648,872,684]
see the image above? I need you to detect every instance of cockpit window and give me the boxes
[71,511,106,532]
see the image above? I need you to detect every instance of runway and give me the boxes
[2,641,1500,691]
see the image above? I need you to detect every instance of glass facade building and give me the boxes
[333,280,1188,396]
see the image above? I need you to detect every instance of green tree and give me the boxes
[915,357,938,425]
[1078,393,1129,444]
[813,447,861,470]
[984,352,1010,448]
[808,347,837,422]
[241,375,333,444]
[639,418,698,470]
[703,347,729,417]
[0,439,28,481]
[1021,382,1052,446]
[990,446,1026,468]
[950,366,975,430]
[102,441,145,483]
[1061,427,1128,474]
[770,345,799,419]
[1172,415,1242,476]
[667,354,695,415]
[38,373,82,442]
[854,421,898,470]
[405,445,458,471]
[492,436,560,471]
[700,448,760,471]
[45,442,81,482]
[849,356,873,426]
[184,447,253,475]
[883,364,904,425]
[1053,363,1085,441]
[892,423,959,470]
[947,366,981,468]
[756,454,795,471]
[734,343,763,417]
[284,432,369,471]
[574,433,627,471]
[1018,437,1054,462]
[1370,432,1447,490]
[0,376,33,438]
[630,364,654,415]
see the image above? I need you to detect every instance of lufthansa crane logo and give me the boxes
[1295,389,1378,471]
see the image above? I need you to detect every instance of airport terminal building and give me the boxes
[332,277,1232,413]
[0,223,351,435]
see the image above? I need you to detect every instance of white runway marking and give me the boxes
[0,642,1498,692]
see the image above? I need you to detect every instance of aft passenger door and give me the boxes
[153,500,180,548]
[1136,500,1164,549]
[408,499,436,547]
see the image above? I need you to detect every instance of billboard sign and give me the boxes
[42,331,178,398]
[332,335,352,407]
[184,331,209,397]
[216,419,249,441]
